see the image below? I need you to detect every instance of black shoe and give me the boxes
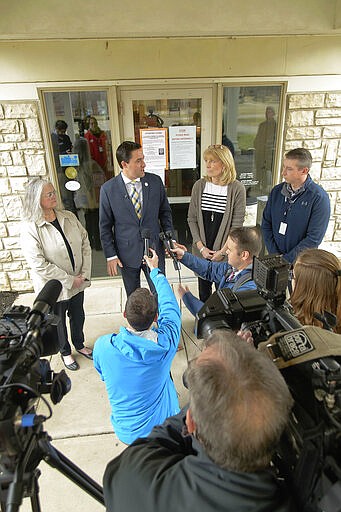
[76,349,93,360]
[61,355,80,371]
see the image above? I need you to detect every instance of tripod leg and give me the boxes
[38,437,104,505]
[29,472,42,512]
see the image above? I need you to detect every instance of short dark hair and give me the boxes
[116,141,142,169]
[229,226,262,257]
[55,120,68,130]
[285,148,312,169]
[124,288,157,331]
[186,330,293,472]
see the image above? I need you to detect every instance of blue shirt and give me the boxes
[262,175,330,264]
[180,252,256,316]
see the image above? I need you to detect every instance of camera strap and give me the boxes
[258,326,341,369]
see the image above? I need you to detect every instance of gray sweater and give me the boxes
[187,178,246,257]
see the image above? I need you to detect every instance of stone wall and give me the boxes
[0,102,48,291]
[284,92,341,255]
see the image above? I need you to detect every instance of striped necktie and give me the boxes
[130,180,142,219]
[227,269,235,281]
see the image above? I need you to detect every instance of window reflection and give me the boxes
[222,86,281,199]
[44,90,114,277]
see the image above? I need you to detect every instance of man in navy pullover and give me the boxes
[262,148,330,264]
[173,226,262,316]
[93,249,181,444]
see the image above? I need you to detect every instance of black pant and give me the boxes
[120,264,157,298]
[54,291,85,356]
[198,277,218,303]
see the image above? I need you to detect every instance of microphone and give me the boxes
[27,279,62,330]
[141,228,152,258]
[159,232,181,271]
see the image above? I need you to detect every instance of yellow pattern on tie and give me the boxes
[130,180,142,219]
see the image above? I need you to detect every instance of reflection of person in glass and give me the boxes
[51,119,77,213]
[187,144,246,303]
[85,116,109,180]
[73,126,102,250]
[254,106,277,189]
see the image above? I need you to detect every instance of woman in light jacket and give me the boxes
[187,144,246,302]
[20,178,93,371]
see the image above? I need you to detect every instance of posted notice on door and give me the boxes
[169,125,196,169]
[140,128,168,183]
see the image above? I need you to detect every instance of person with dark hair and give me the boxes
[51,119,77,213]
[99,140,174,296]
[84,116,109,180]
[173,226,261,316]
[103,330,293,512]
[262,147,330,264]
[93,248,181,445]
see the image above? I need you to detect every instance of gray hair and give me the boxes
[186,330,293,472]
[21,178,60,223]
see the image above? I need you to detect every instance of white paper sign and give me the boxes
[169,125,196,170]
[140,128,168,183]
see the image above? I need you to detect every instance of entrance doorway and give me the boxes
[120,87,213,247]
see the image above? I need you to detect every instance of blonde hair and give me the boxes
[203,145,236,185]
[290,248,341,334]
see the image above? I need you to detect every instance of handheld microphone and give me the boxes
[159,232,181,271]
[141,228,152,258]
[27,279,62,330]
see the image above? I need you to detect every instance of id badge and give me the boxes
[279,222,287,235]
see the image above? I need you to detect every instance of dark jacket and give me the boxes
[103,409,293,512]
[99,172,173,269]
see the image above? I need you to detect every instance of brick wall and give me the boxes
[0,102,48,291]
[284,92,341,255]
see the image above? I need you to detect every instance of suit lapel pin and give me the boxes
[145,182,148,187]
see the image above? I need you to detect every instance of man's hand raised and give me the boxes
[144,248,159,270]
[171,242,187,260]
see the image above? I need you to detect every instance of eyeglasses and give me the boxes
[43,191,57,199]
[208,144,225,150]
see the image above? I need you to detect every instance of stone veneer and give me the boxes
[284,92,341,255]
[0,94,340,292]
[0,102,48,291]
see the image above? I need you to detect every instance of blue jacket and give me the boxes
[93,268,181,444]
[180,252,256,316]
[261,175,330,264]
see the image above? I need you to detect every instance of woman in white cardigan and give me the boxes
[187,144,246,302]
[20,178,93,371]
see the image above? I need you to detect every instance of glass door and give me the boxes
[42,89,115,278]
[120,87,213,247]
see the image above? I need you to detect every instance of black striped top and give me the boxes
[201,182,228,214]
[202,182,228,249]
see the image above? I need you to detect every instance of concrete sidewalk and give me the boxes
[14,279,202,512]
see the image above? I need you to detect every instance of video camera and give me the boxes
[195,255,341,511]
[0,280,103,511]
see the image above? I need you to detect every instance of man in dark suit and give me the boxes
[99,141,174,296]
